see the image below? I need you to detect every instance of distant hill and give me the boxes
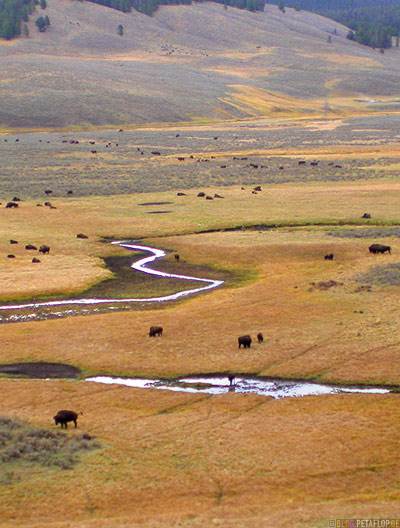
[1,1,400,128]
[270,0,400,48]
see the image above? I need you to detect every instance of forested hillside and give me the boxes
[84,0,265,17]
[276,0,400,48]
[0,0,34,39]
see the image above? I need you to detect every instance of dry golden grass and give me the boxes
[3,178,400,525]
[3,180,400,301]
[0,379,399,527]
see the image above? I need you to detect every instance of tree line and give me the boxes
[0,0,50,40]
[272,0,400,49]
[80,0,265,17]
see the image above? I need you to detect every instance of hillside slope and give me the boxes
[1,0,399,128]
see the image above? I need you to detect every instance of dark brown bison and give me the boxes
[369,244,391,254]
[77,233,89,239]
[362,213,371,219]
[149,326,163,337]
[257,332,264,344]
[238,335,252,348]
[10,240,18,244]
[6,202,18,208]
[32,258,40,263]
[174,254,180,261]
[25,244,37,250]
[177,192,186,196]
[39,245,50,254]
[324,253,334,260]
[53,410,82,428]
[253,186,262,192]
[7,254,15,258]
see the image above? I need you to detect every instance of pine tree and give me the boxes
[35,16,47,31]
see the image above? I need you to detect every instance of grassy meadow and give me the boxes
[2,115,400,525]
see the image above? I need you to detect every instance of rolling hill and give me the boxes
[1,0,400,128]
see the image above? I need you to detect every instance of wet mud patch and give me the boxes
[138,202,173,206]
[0,362,81,379]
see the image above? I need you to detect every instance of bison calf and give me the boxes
[257,332,264,344]
[53,410,81,429]
[149,326,163,337]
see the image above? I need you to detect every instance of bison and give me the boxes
[324,253,334,260]
[25,244,37,250]
[39,245,50,254]
[257,332,264,344]
[53,410,82,429]
[77,233,89,239]
[369,244,391,254]
[174,254,180,261]
[238,335,252,349]
[5,202,18,208]
[149,326,163,337]
[362,213,371,219]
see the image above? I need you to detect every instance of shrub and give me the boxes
[0,416,101,479]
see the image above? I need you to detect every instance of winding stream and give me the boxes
[0,242,224,316]
[86,375,392,399]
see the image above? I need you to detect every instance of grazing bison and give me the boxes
[253,186,262,192]
[53,410,81,429]
[149,326,163,337]
[10,240,18,244]
[369,244,391,254]
[39,245,50,254]
[77,233,89,239]
[12,196,21,202]
[6,202,18,208]
[45,189,52,195]
[32,258,40,263]
[257,332,264,344]
[197,192,205,197]
[324,253,334,260]
[7,254,15,258]
[25,244,37,250]
[177,192,186,196]
[362,213,371,219]
[238,335,252,349]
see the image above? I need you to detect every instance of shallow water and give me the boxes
[86,375,391,399]
[0,242,223,321]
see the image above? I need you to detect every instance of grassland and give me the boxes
[1,1,400,128]
[2,113,400,525]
